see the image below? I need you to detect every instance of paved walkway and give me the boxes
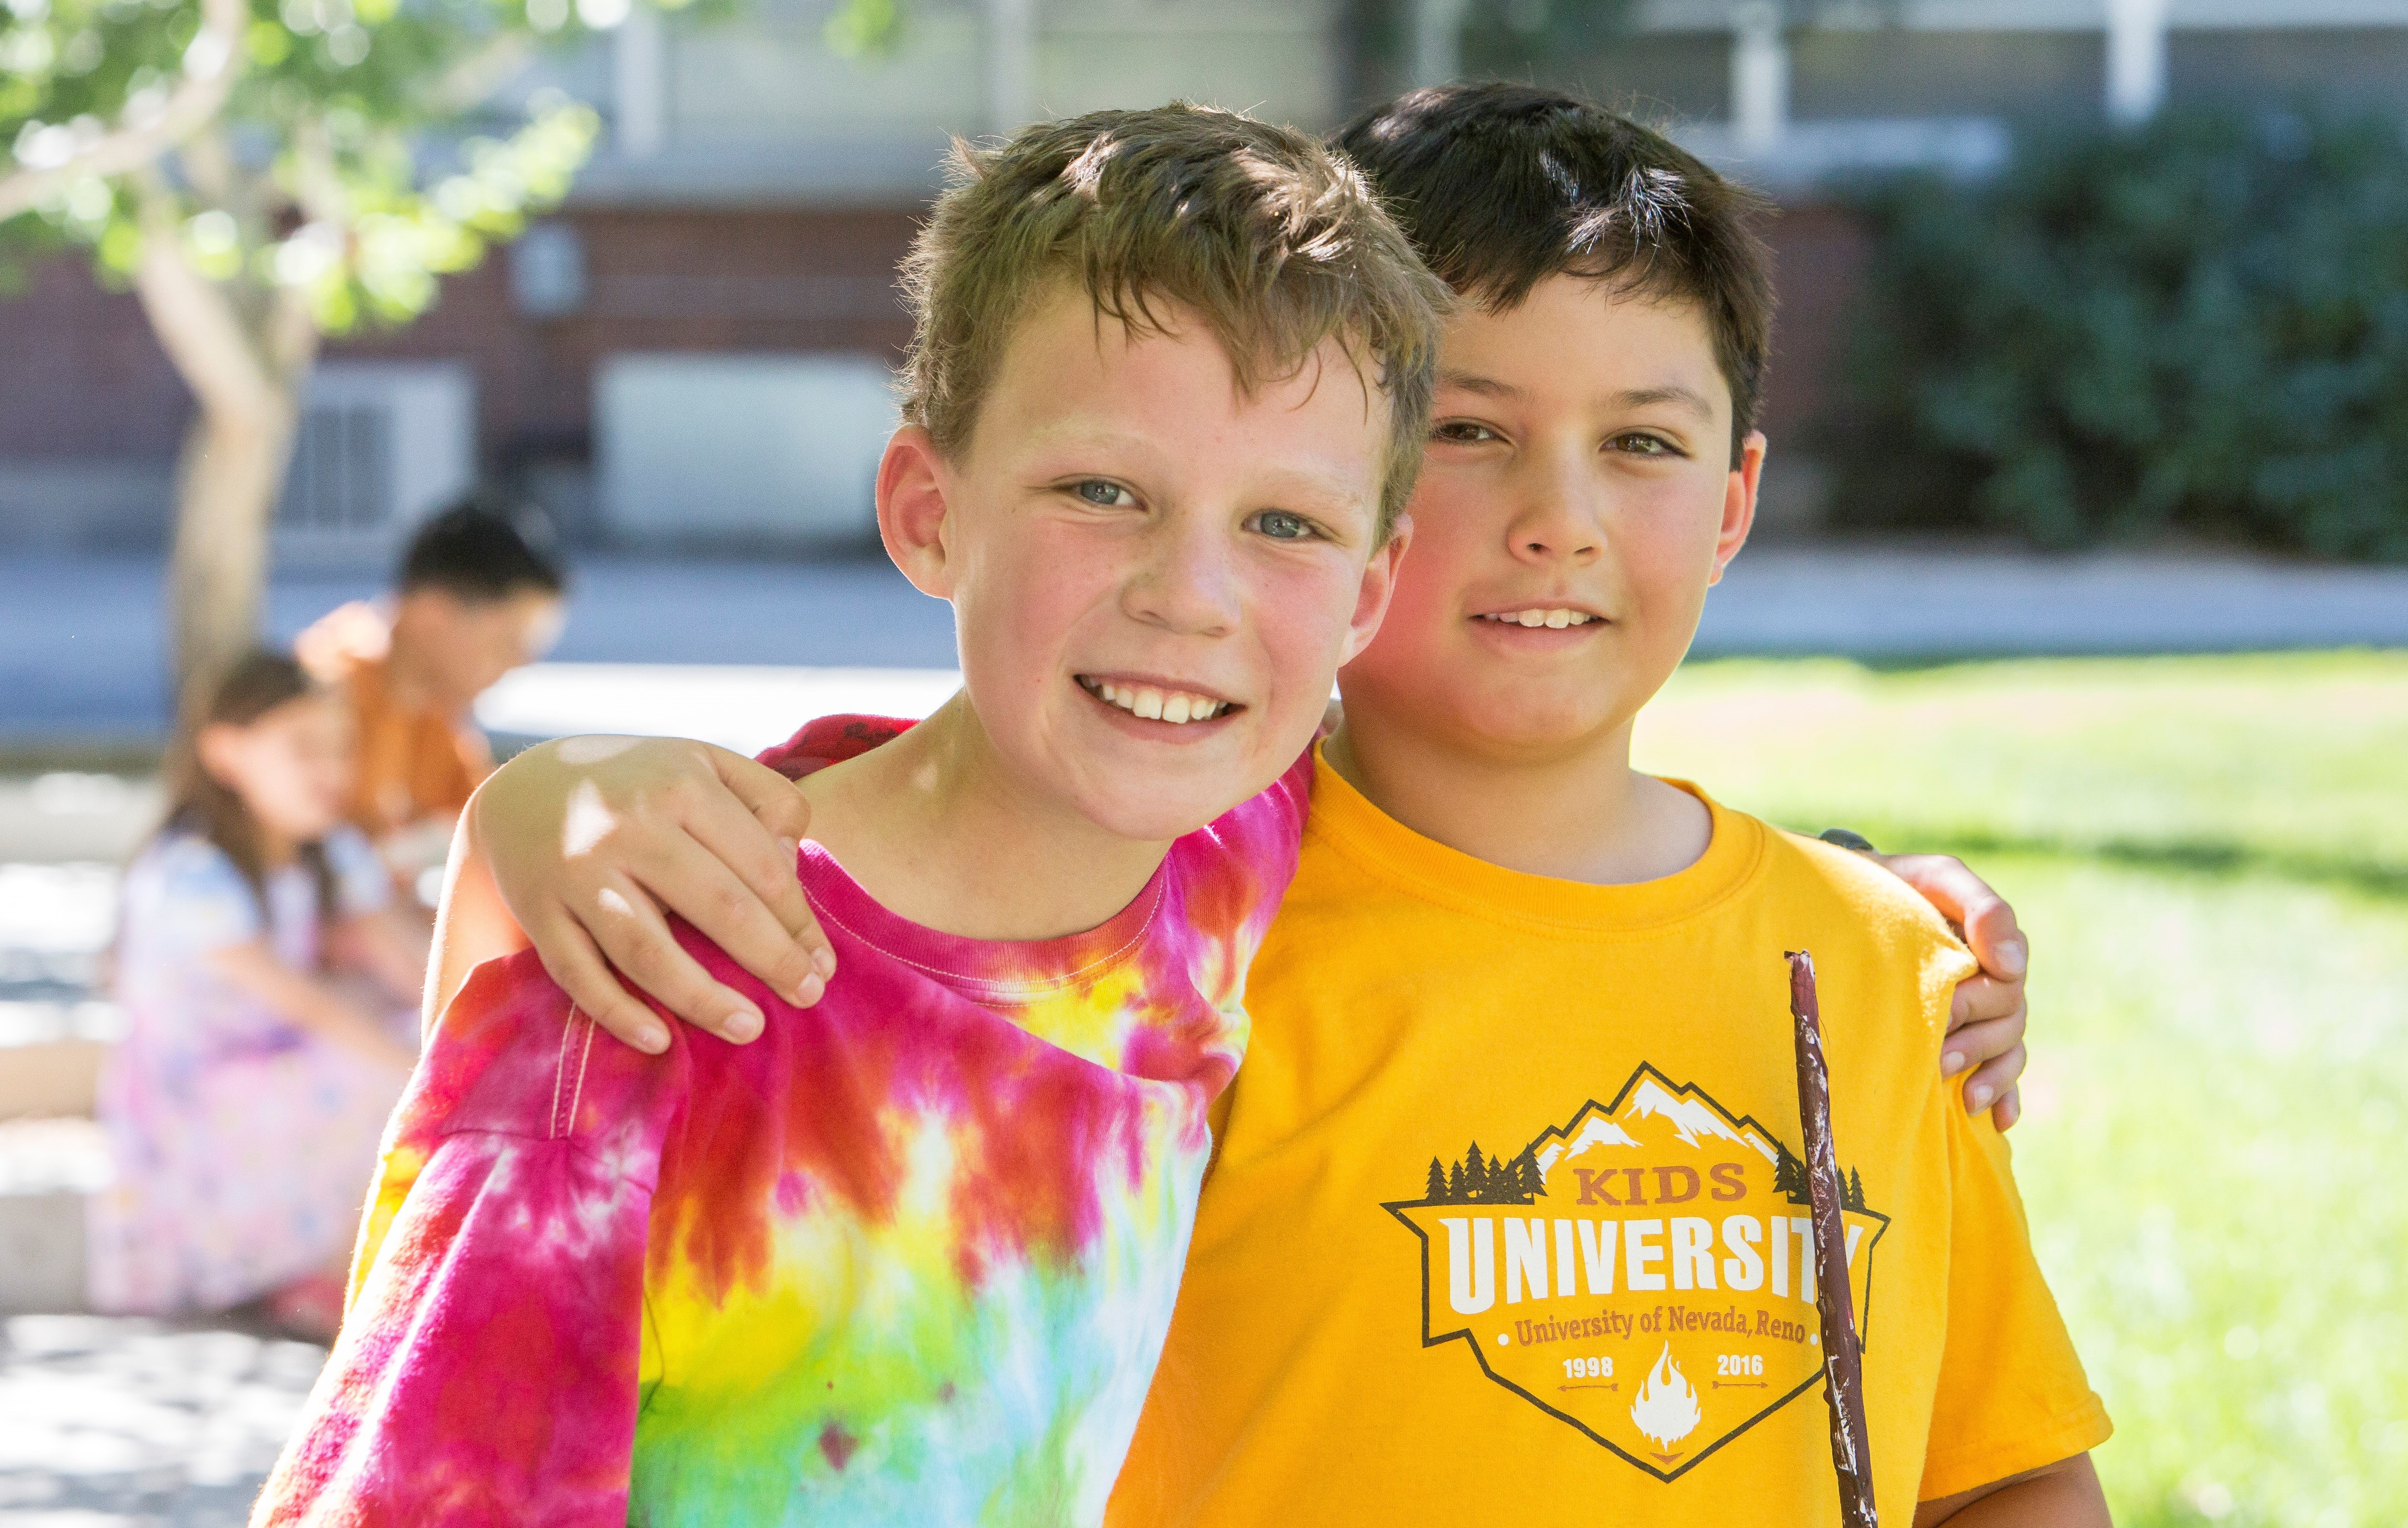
[7,546,2406,747]
[0,1314,324,1526]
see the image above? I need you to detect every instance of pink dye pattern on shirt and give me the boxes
[252,717,1309,1527]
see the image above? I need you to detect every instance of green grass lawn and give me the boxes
[1634,651,2408,1528]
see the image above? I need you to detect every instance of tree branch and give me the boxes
[431,31,537,115]
[129,173,281,426]
[0,0,250,223]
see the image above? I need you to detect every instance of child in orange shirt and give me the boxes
[297,497,567,898]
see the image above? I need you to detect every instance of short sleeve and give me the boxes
[323,824,394,918]
[129,836,266,956]
[1918,1097,2113,1499]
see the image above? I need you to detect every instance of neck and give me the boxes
[1325,707,1709,887]
[380,613,448,715]
[798,695,1173,941]
[249,820,299,869]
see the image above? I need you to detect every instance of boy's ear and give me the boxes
[875,425,958,599]
[1707,431,1766,587]
[1340,515,1413,665]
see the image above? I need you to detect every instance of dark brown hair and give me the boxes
[1336,83,1777,463]
[900,102,1454,536]
[158,649,339,935]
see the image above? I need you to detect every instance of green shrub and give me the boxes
[1826,109,2408,561]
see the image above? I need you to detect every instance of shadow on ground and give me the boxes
[0,1312,324,1527]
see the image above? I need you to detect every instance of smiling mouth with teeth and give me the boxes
[1476,608,1600,629]
[1078,676,1235,725]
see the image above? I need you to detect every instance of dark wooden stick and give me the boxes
[1788,950,1877,1528]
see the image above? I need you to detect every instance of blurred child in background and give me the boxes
[297,493,567,902]
[86,651,425,1339]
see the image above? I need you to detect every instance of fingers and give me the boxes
[1940,1008,2024,1075]
[554,870,767,1046]
[712,746,815,846]
[1960,1044,2026,1123]
[524,907,671,1055]
[676,768,834,1005]
[1992,1085,2023,1132]
[624,812,828,1011]
[1876,853,2029,982]
[1948,972,2025,1031]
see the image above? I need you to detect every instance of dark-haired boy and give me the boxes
[428,91,2096,1524]
[1097,86,2109,1525]
[297,495,567,893]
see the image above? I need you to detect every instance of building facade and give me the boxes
[3,0,2403,555]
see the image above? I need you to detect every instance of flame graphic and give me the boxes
[1629,1342,1703,1452]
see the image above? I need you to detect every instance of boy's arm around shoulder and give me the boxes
[1914,1452,2109,1526]
[253,951,679,1527]
[1915,983,2113,1520]
[1778,834,2111,1516]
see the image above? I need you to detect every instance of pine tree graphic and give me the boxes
[1511,1146,1545,1203]
[1416,1139,1550,1205]
[1844,1167,1868,1213]
[1481,1153,1511,1204]
[1772,1140,1812,1206]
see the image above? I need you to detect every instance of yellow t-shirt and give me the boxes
[1107,756,2109,1526]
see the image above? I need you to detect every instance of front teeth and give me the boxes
[1085,678,1229,725]
[1482,608,1596,628]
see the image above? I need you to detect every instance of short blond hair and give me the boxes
[900,103,1451,538]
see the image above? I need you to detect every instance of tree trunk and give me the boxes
[129,178,319,719]
[166,395,297,714]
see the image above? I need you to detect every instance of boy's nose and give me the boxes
[1507,479,1605,567]
[1123,517,1241,638]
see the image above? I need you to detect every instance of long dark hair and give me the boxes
[157,649,341,937]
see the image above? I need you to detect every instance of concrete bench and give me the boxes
[0,1116,106,1315]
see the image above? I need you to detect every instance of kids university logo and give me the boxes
[1385,1064,1886,1480]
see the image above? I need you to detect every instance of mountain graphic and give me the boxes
[1533,1115,1642,1176]
[1626,1078,1778,1163]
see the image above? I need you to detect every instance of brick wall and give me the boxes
[0,198,1876,544]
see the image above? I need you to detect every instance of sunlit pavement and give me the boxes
[0,790,313,1525]
[0,1314,324,1527]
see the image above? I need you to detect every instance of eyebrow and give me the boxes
[1439,370,1719,421]
[1614,385,1718,420]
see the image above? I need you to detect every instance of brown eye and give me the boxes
[1432,421,1500,444]
[1612,433,1679,457]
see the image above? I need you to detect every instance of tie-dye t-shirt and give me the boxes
[253,717,1311,1528]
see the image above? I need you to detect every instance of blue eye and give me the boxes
[1073,479,1133,506]
[1253,510,1314,541]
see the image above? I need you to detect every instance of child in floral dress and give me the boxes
[88,651,424,1336]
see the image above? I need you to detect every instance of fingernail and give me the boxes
[723,1006,763,1042]
[812,946,837,979]
[637,1023,670,1055]
[1967,1084,1992,1112]
[1940,1050,1966,1077]
[793,972,825,1007]
[779,836,801,864]
[1995,940,2028,978]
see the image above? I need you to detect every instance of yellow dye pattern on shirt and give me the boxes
[1108,753,2109,1526]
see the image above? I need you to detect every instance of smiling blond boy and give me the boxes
[251,105,1444,1527]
